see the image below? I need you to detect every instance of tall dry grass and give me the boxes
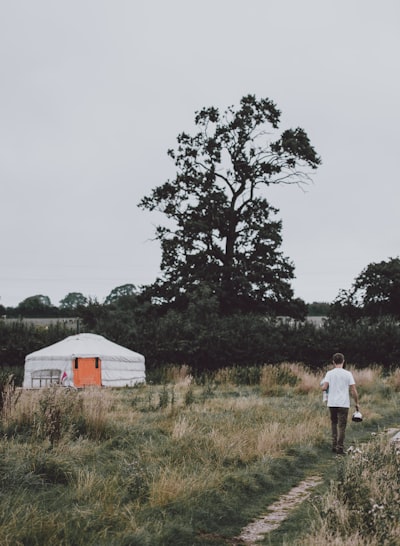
[387,367,400,391]
[292,433,400,545]
[349,365,383,392]
[0,363,399,545]
[163,364,193,386]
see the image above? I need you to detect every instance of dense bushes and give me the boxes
[2,312,400,383]
[132,313,400,371]
[0,321,75,369]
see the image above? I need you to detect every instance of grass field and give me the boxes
[0,363,399,545]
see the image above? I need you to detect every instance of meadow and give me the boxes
[0,363,399,545]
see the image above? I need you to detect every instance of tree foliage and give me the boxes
[2,287,400,375]
[104,284,137,305]
[139,95,320,315]
[15,295,58,317]
[330,257,400,320]
[307,301,331,316]
[59,292,88,310]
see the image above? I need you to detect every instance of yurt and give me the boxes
[23,333,145,388]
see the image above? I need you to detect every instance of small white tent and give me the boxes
[23,333,145,388]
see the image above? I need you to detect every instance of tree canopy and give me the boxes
[104,284,137,305]
[330,257,400,319]
[15,294,57,317]
[59,292,88,310]
[139,95,321,314]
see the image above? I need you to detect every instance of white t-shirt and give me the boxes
[323,367,355,408]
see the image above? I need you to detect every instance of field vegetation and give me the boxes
[0,363,399,545]
[293,433,400,546]
[2,315,400,373]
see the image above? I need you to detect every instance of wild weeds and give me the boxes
[350,365,383,393]
[0,373,21,420]
[387,367,400,392]
[34,387,84,444]
[2,386,111,444]
[298,433,400,545]
[163,364,193,386]
[158,384,172,409]
[184,385,195,406]
[260,363,299,395]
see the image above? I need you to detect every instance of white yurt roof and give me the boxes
[26,333,144,362]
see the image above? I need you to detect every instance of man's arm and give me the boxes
[350,384,359,407]
[321,381,329,391]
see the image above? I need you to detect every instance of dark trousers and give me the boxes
[329,407,349,452]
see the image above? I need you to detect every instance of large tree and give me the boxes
[139,95,321,314]
[330,257,400,319]
[104,284,137,305]
[59,292,88,310]
[15,294,57,317]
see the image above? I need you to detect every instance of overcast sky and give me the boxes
[1,0,399,308]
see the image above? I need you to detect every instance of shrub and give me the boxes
[260,363,299,395]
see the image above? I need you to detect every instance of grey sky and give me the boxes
[1,0,399,307]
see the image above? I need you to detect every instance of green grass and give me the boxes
[0,364,399,545]
[263,400,400,545]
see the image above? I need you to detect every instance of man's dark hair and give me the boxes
[333,352,345,365]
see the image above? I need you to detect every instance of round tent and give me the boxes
[23,333,145,388]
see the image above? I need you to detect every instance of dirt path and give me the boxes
[235,429,400,545]
[236,475,322,545]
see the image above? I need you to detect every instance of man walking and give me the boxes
[321,353,359,455]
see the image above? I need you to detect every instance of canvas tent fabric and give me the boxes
[23,333,145,388]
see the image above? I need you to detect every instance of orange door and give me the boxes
[72,357,102,387]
